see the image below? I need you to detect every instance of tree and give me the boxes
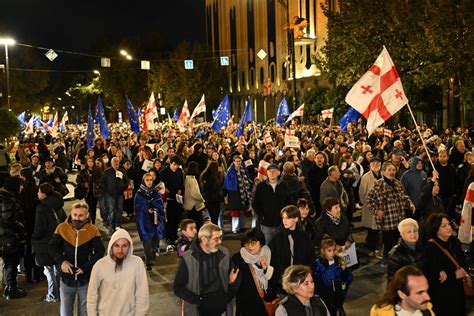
[150,41,229,118]
[315,0,473,121]
[0,108,21,139]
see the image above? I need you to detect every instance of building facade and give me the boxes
[205,0,336,122]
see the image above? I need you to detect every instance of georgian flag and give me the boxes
[190,94,206,120]
[51,111,59,136]
[345,46,408,135]
[321,108,334,119]
[144,92,158,131]
[60,111,69,132]
[285,103,305,124]
[177,100,190,129]
[24,115,35,133]
[458,182,474,244]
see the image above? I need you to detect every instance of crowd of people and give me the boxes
[0,118,472,315]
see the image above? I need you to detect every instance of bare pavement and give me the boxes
[1,173,473,315]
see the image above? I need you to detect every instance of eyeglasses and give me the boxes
[207,235,223,241]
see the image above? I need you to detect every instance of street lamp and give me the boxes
[93,70,100,75]
[0,38,15,110]
[120,49,132,60]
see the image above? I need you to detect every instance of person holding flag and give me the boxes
[275,97,290,126]
[235,99,254,138]
[189,94,206,121]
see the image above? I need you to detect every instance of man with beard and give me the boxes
[371,265,434,315]
[87,228,149,316]
[50,202,105,316]
[173,223,239,316]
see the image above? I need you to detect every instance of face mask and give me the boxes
[103,158,109,164]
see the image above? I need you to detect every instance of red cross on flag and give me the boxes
[285,103,305,124]
[51,111,59,136]
[345,47,408,135]
[144,92,158,131]
[177,100,190,129]
[263,133,273,144]
[190,94,206,120]
[321,108,334,119]
[458,182,474,243]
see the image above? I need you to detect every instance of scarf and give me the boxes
[327,212,341,225]
[240,245,272,291]
[138,179,158,224]
[383,176,396,188]
[236,167,252,205]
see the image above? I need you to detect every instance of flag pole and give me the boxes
[406,102,436,172]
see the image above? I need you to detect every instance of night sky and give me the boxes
[0,0,206,51]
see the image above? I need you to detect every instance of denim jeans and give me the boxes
[260,225,279,245]
[104,193,124,230]
[98,195,107,223]
[43,265,60,301]
[60,280,87,316]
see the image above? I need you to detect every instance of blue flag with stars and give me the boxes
[236,99,254,138]
[276,97,290,126]
[86,104,95,149]
[339,106,361,132]
[172,108,179,122]
[211,95,230,132]
[17,112,26,126]
[96,96,109,139]
[125,95,140,133]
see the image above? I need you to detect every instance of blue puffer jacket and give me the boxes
[134,190,165,241]
[400,156,427,209]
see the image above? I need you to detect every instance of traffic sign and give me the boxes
[45,49,58,61]
[184,60,194,70]
[101,57,111,68]
[220,56,229,66]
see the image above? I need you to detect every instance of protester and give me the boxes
[32,183,66,303]
[232,228,274,316]
[370,265,433,315]
[308,151,329,218]
[320,166,349,217]
[275,265,330,316]
[387,218,423,281]
[76,157,102,224]
[87,228,149,316]
[177,219,197,257]
[183,161,209,229]
[49,202,105,316]
[297,198,318,245]
[423,212,470,316]
[173,223,239,316]
[135,173,165,271]
[313,237,353,316]
[200,160,224,225]
[38,157,69,196]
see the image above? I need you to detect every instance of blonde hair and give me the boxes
[9,163,22,177]
[282,265,312,295]
[397,218,418,234]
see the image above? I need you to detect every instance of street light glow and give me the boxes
[126,55,132,60]
[58,97,62,101]
[93,70,100,75]
[0,38,15,45]
[120,50,128,56]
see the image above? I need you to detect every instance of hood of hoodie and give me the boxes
[42,195,65,210]
[107,228,134,260]
[409,156,422,172]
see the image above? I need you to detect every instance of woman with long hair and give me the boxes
[31,183,66,303]
[200,161,224,225]
[183,161,208,229]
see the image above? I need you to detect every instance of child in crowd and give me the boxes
[313,236,353,316]
[177,219,197,257]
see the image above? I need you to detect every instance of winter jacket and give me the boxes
[252,180,292,227]
[370,303,434,316]
[49,216,105,287]
[201,173,224,203]
[359,170,381,230]
[314,212,352,249]
[434,161,457,199]
[387,240,423,281]
[418,180,445,222]
[159,166,184,200]
[0,189,25,256]
[100,167,129,197]
[280,173,313,207]
[87,228,149,316]
[319,178,349,212]
[400,156,427,209]
[31,195,66,266]
[183,175,206,211]
[76,167,102,198]
[276,294,330,316]
[38,166,68,196]
[134,189,165,242]
[367,177,412,231]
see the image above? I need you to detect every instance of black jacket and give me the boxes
[38,166,68,196]
[49,216,105,286]
[0,189,25,256]
[252,180,292,227]
[314,212,351,249]
[387,240,423,280]
[100,167,129,197]
[159,166,184,200]
[31,195,66,266]
[280,173,313,207]
[279,294,328,316]
[418,180,445,221]
[201,173,224,203]
[434,161,457,198]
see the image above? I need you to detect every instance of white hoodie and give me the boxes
[87,228,149,316]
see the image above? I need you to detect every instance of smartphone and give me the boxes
[278,149,284,156]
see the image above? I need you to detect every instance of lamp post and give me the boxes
[0,38,15,110]
[276,0,297,107]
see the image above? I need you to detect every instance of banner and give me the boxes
[339,242,358,268]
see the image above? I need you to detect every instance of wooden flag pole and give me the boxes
[406,102,436,172]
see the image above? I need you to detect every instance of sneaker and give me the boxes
[42,295,59,303]
[166,245,176,252]
[374,250,384,260]
[3,287,27,300]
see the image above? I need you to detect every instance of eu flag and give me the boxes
[235,99,254,138]
[276,97,290,126]
[211,95,230,132]
[17,112,26,126]
[96,96,109,139]
[172,108,179,122]
[86,104,95,149]
[125,95,140,133]
[339,106,361,132]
